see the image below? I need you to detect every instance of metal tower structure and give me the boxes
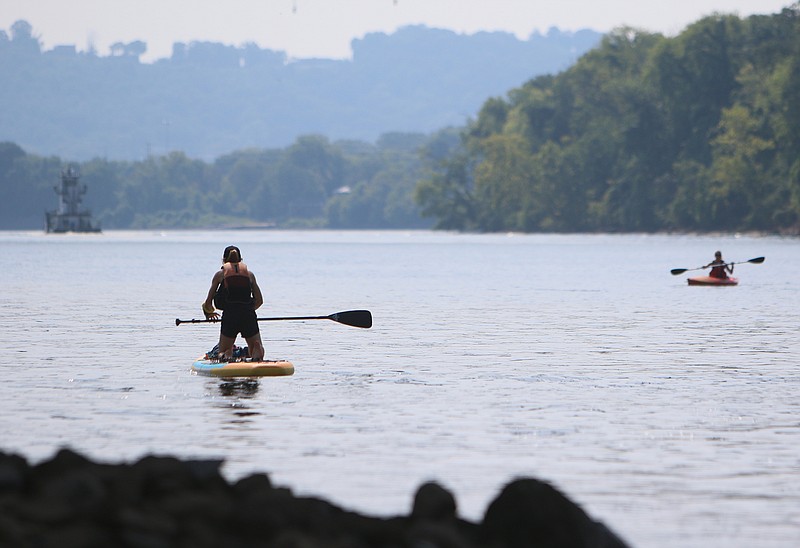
[45,167,101,233]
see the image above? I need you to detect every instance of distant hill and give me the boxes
[415,8,800,234]
[0,21,601,161]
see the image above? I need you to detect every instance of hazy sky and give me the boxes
[1,0,793,62]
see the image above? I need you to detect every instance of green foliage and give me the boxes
[414,132,477,231]
[6,8,800,234]
[415,6,800,234]
[1,133,437,230]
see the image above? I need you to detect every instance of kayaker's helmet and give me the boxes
[223,245,242,263]
[715,250,722,258]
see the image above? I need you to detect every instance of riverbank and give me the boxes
[0,448,629,547]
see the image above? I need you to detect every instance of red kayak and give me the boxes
[687,276,738,286]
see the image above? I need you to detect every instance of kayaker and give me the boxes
[704,251,734,279]
[202,245,265,361]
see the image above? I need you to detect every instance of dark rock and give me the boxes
[481,478,629,547]
[0,452,28,493]
[234,472,272,494]
[409,481,477,548]
[32,447,93,478]
[412,481,457,521]
[130,455,227,497]
[0,449,630,548]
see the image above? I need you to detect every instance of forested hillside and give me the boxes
[416,6,800,234]
[3,8,799,233]
[0,20,599,161]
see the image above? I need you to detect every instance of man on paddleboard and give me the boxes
[703,250,734,279]
[202,245,265,361]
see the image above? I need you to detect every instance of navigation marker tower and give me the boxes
[45,167,101,233]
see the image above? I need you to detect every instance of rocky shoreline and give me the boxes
[0,448,629,547]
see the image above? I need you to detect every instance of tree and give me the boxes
[416,150,479,230]
[110,41,147,59]
[471,134,535,231]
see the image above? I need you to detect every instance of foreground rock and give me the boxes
[0,448,629,547]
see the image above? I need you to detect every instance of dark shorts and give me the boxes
[221,305,259,339]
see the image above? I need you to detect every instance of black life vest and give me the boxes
[214,262,253,309]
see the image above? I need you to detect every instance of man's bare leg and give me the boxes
[245,333,264,361]
[218,334,236,360]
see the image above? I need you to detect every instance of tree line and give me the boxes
[0,131,460,230]
[415,6,800,234]
[3,7,799,234]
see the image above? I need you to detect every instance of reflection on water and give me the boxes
[218,379,261,398]
[0,230,798,548]
[212,380,262,424]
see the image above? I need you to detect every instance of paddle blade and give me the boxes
[670,268,688,276]
[747,256,765,264]
[329,310,372,329]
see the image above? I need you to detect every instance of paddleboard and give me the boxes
[192,356,295,378]
[687,275,738,286]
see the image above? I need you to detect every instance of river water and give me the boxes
[1,230,798,547]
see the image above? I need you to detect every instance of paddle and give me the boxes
[175,309,372,329]
[670,256,765,276]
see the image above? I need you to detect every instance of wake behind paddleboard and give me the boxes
[192,356,294,378]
